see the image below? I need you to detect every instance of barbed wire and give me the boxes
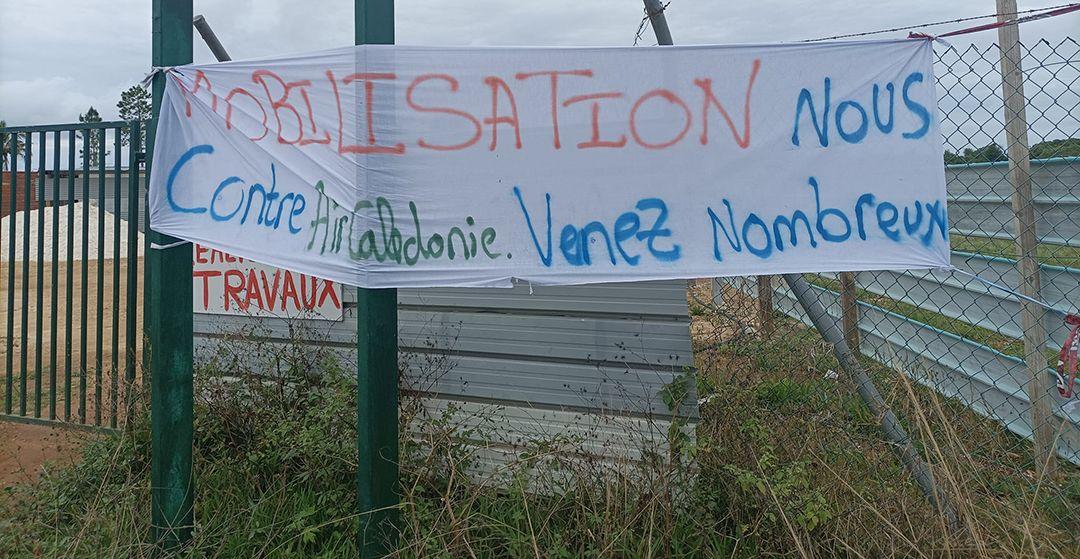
[803,2,1079,42]
[631,2,1078,46]
[634,1,670,46]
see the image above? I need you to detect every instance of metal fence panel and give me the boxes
[706,38,1080,524]
[0,122,144,429]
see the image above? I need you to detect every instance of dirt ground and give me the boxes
[1,258,143,490]
[0,258,144,425]
[0,421,91,489]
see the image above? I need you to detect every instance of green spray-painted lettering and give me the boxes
[306,182,503,265]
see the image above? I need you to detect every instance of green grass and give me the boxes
[694,290,1080,556]
[0,361,741,559]
[3,267,1079,557]
[2,313,1079,557]
[951,233,1080,269]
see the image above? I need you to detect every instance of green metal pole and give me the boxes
[355,2,399,556]
[149,0,194,550]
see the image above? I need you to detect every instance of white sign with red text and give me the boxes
[193,244,343,320]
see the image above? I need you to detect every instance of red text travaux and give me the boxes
[193,244,341,316]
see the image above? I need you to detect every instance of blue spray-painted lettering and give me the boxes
[809,177,852,242]
[580,221,617,265]
[835,100,868,144]
[613,212,641,265]
[903,201,923,235]
[742,213,773,259]
[772,210,815,252]
[166,145,306,234]
[288,195,306,234]
[708,177,946,261]
[872,83,895,133]
[792,78,830,147]
[166,144,212,214]
[922,200,948,246]
[513,186,553,267]
[514,188,680,267]
[876,202,900,241]
[791,72,932,146]
[559,224,583,265]
[635,198,681,262]
[902,72,931,139]
[210,176,244,221]
[854,193,876,240]
[707,200,742,261]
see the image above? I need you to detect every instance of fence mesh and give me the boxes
[700,37,1080,538]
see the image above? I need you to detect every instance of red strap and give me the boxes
[1056,314,1080,398]
[909,4,1080,41]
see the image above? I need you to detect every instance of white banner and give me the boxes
[193,244,343,320]
[149,40,949,288]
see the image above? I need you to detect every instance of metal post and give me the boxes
[192,17,231,62]
[188,10,403,552]
[356,1,399,556]
[150,0,195,550]
[125,121,140,427]
[783,274,957,524]
[642,3,955,525]
[193,15,231,62]
[643,0,673,46]
[995,0,1056,476]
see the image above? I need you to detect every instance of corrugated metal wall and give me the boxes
[194,279,697,468]
[948,158,1080,245]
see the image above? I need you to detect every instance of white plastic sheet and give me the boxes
[148,40,949,288]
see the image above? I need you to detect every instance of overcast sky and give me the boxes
[1,0,1077,127]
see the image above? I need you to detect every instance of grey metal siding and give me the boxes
[947,159,1080,245]
[194,279,697,467]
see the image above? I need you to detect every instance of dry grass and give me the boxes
[691,279,1080,557]
[0,280,1077,557]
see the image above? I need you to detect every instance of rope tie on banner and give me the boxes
[149,240,188,251]
[140,66,177,89]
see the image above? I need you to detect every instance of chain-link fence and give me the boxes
[697,37,1079,547]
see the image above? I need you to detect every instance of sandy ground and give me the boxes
[1,257,143,490]
[0,258,144,426]
[0,202,145,262]
[1,203,145,490]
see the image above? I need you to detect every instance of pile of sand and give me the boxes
[0,202,145,262]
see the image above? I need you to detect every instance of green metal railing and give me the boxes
[1,120,144,429]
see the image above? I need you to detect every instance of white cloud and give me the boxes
[1,0,1076,128]
[0,77,99,125]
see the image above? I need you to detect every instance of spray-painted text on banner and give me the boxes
[149,40,949,288]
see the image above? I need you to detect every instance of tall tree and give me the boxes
[0,120,26,171]
[117,85,152,147]
[79,106,108,167]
